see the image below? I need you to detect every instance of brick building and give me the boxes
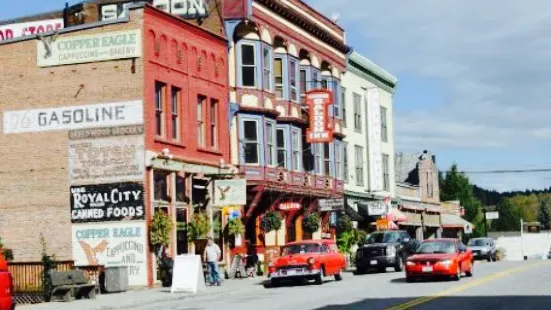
[395,150,442,240]
[221,0,350,262]
[0,2,229,286]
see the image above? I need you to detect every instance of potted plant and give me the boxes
[302,213,321,233]
[261,210,282,232]
[150,211,174,253]
[186,213,211,253]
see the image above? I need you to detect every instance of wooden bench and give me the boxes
[48,270,98,302]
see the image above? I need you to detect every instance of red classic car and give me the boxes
[405,238,474,282]
[0,252,14,310]
[267,240,346,287]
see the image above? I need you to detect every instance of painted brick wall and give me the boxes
[418,155,440,205]
[0,11,144,261]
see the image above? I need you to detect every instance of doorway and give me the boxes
[176,207,188,255]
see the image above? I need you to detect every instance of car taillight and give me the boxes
[406,261,416,266]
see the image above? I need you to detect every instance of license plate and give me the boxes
[422,266,433,273]
[286,269,297,275]
[370,260,378,265]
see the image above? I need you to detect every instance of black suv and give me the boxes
[355,230,419,274]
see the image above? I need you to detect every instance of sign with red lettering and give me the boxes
[306,90,334,143]
[278,202,301,211]
[0,19,63,42]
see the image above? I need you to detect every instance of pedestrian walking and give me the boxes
[203,237,222,286]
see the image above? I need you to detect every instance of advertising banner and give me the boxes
[306,90,334,143]
[0,19,63,41]
[37,29,142,67]
[70,182,145,223]
[68,135,145,185]
[72,221,148,286]
[2,100,143,134]
[213,179,246,206]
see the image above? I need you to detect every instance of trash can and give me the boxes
[103,266,129,293]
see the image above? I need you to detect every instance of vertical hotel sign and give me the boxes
[37,29,142,67]
[367,89,383,191]
[306,90,334,143]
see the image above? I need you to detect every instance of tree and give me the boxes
[538,198,551,230]
[492,198,522,232]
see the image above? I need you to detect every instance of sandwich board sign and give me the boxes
[171,254,206,293]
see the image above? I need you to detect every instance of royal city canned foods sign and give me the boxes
[70,182,145,223]
[306,90,334,143]
[37,29,142,67]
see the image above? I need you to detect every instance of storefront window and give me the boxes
[154,171,168,201]
[175,174,189,203]
[287,218,296,243]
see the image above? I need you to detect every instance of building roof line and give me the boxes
[348,50,398,87]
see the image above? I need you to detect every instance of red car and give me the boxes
[267,240,346,287]
[0,252,14,310]
[405,238,473,282]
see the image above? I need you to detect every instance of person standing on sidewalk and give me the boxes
[204,237,222,286]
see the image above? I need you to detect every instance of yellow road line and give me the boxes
[385,261,551,310]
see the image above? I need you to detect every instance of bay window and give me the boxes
[243,119,260,164]
[263,45,273,91]
[276,127,287,168]
[239,42,257,87]
[289,58,299,102]
[333,80,341,119]
[299,68,308,104]
[265,121,276,166]
[291,128,302,171]
[312,69,320,89]
[341,87,347,127]
[274,56,285,98]
[314,143,323,175]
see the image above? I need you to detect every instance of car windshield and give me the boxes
[366,232,400,244]
[468,239,489,246]
[416,241,457,254]
[282,243,321,255]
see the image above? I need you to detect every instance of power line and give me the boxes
[446,168,551,174]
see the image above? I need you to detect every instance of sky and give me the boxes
[2,1,551,192]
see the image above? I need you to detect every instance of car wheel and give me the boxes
[465,261,473,277]
[492,253,497,262]
[486,254,492,262]
[394,255,404,272]
[314,273,323,285]
[406,276,414,283]
[269,278,280,287]
[453,266,461,281]
[355,267,366,275]
[334,269,343,281]
[378,267,387,273]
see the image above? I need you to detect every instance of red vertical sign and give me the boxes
[306,89,334,143]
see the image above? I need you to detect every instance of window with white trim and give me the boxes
[197,95,206,147]
[324,143,331,177]
[355,145,364,186]
[314,143,323,175]
[335,141,343,180]
[333,80,341,118]
[210,98,218,148]
[381,106,388,142]
[343,143,349,183]
[299,68,308,104]
[171,87,180,141]
[240,43,257,87]
[341,87,347,127]
[243,120,259,164]
[353,92,362,132]
[155,81,165,137]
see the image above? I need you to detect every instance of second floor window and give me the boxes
[300,68,307,104]
[197,95,206,147]
[155,81,165,137]
[210,99,218,148]
[240,43,256,87]
[353,92,362,132]
[276,128,287,168]
[171,87,180,141]
[274,57,284,98]
[324,143,331,177]
[314,143,322,175]
[355,145,364,186]
[291,129,301,171]
[343,143,349,183]
[381,106,388,142]
[243,120,259,164]
[335,142,343,180]
[383,154,390,192]
[266,122,275,166]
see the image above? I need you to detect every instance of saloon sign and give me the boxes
[70,182,145,223]
[306,90,334,143]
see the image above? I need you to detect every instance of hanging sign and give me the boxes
[306,90,334,143]
[278,202,301,211]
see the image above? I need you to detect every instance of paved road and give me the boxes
[20,260,551,310]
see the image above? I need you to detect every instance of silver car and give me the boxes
[467,237,497,262]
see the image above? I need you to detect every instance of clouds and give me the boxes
[308,0,551,190]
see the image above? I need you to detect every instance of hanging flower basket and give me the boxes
[261,211,282,232]
[227,218,245,236]
[302,213,321,233]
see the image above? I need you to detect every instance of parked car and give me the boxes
[0,252,14,310]
[355,230,419,274]
[405,238,474,282]
[467,237,497,262]
[267,240,346,287]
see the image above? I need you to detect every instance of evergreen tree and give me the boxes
[538,198,551,230]
[492,198,522,232]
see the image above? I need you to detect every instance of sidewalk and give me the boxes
[16,278,265,310]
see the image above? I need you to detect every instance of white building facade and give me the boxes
[341,51,397,230]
